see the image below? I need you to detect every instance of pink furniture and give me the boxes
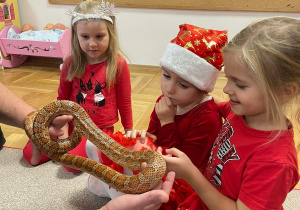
[0,26,71,68]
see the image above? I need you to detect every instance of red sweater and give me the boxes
[148,95,222,172]
[57,58,133,129]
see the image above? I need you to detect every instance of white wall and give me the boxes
[18,0,300,66]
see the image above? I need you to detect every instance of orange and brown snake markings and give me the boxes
[24,100,166,194]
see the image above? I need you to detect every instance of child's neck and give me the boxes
[176,95,210,115]
[87,56,108,65]
[243,114,288,131]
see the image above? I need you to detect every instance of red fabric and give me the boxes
[160,179,195,210]
[23,140,50,165]
[91,130,199,207]
[58,56,133,129]
[179,102,300,209]
[99,131,157,174]
[148,95,222,172]
[177,192,207,210]
[171,24,228,71]
[57,57,132,169]
[98,131,195,203]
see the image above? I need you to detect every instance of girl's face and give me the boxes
[76,20,110,64]
[160,67,202,109]
[223,53,266,122]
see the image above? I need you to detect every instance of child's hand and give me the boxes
[163,148,196,180]
[155,96,176,126]
[126,129,157,143]
[49,115,72,138]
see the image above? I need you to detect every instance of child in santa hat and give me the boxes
[129,23,228,172]
[87,23,228,207]
[127,23,228,209]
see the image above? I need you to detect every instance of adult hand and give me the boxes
[101,171,175,210]
[28,115,73,165]
[48,115,73,137]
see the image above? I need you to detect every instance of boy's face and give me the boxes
[160,67,202,108]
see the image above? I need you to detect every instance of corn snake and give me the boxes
[24,100,166,194]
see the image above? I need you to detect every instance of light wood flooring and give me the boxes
[0,61,299,188]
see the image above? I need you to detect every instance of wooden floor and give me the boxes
[0,62,299,188]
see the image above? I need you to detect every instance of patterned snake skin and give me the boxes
[24,100,166,194]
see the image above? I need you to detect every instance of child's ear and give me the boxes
[280,82,299,103]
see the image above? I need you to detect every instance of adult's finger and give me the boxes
[51,115,73,127]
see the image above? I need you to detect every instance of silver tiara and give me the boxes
[65,0,118,25]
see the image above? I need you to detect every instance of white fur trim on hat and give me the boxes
[159,43,220,92]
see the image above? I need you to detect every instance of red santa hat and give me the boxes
[160,24,228,92]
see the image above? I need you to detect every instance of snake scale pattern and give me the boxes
[24,100,166,194]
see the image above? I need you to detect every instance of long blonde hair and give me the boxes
[66,0,125,90]
[223,16,300,135]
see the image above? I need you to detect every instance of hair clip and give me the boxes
[65,0,118,25]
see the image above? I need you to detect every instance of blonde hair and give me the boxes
[223,16,300,133]
[66,0,125,90]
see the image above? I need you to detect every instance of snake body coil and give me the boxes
[24,100,166,194]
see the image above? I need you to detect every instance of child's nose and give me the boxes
[165,83,175,95]
[223,82,231,95]
[89,39,97,47]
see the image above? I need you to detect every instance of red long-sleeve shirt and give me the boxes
[57,57,133,129]
[148,95,222,172]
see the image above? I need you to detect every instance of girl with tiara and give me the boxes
[23,0,133,172]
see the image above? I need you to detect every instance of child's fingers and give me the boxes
[155,100,162,113]
[157,96,168,108]
[163,155,177,164]
[157,146,172,157]
[157,146,163,154]
[131,129,139,138]
[125,130,132,138]
[140,130,147,138]
[164,96,174,107]
[126,129,143,139]
[146,132,157,142]
[165,148,182,157]
[161,96,172,109]
[163,148,184,165]
[138,130,147,144]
